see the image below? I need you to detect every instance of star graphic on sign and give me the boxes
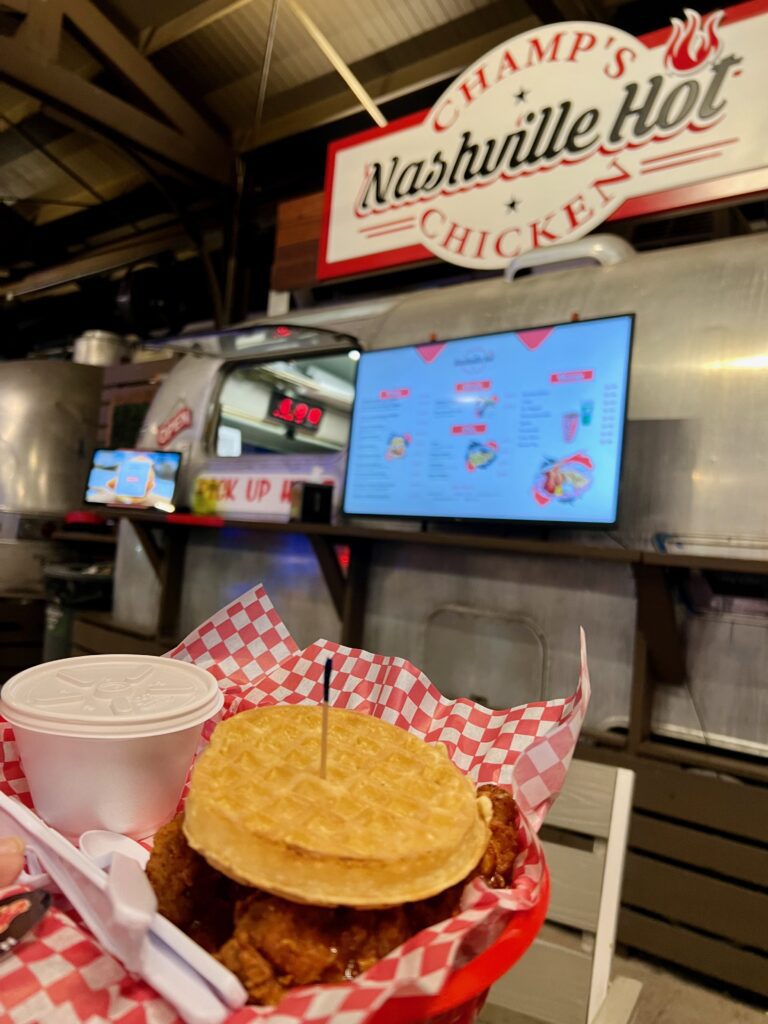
[506,198,520,212]
[514,88,528,103]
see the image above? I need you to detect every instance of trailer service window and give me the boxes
[213,353,357,457]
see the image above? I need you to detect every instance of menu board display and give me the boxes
[343,315,633,525]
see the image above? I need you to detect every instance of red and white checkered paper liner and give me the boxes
[0,584,590,1024]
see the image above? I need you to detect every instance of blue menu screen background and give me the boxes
[343,315,633,524]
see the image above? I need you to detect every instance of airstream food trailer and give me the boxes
[112,232,768,763]
[0,361,102,592]
[0,361,102,681]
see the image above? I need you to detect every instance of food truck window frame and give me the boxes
[342,313,635,530]
[201,326,360,458]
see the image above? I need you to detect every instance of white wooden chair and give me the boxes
[479,760,642,1024]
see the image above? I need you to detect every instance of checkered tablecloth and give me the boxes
[0,585,590,1024]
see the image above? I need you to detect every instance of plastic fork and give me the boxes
[0,792,247,1024]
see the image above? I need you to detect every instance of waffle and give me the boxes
[183,705,491,907]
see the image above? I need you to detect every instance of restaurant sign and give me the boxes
[318,2,768,277]
[156,403,193,448]
[192,471,337,519]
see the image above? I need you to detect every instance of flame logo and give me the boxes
[664,8,724,74]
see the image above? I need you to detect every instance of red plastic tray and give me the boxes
[368,866,551,1024]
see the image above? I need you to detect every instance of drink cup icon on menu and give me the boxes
[581,400,594,426]
[562,412,579,443]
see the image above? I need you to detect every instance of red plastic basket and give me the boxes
[367,866,551,1024]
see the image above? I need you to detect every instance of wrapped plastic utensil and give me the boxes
[0,791,247,1024]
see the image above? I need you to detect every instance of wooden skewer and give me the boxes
[320,656,332,779]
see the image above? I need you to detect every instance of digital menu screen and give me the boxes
[84,449,182,511]
[343,315,633,525]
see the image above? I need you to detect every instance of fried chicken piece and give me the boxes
[147,816,245,949]
[336,906,411,977]
[218,934,285,1006]
[147,823,345,1003]
[230,894,339,987]
[145,786,521,1006]
[406,788,518,931]
[146,817,211,930]
[217,896,413,1001]
[477,784,519,887]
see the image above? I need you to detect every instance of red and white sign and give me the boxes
[379,387,410,399]
[550,369,594,383]
[192,472,334,518]
[156,404,193,447]
[319,2,768,278]
[452,423,487,435]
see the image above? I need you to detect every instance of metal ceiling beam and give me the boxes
[139,0,254,55]
[222,0,281,324]
[5,178,207,266]
[0,39,228,182]
[40,104,189,185]
[0,194,96,208]
[14,0,63,61]
[0,0,232,183]
[250,0,280,142]
[67,0,224,152]
[236,16,537,151]
[0,222,222,298]
[285,0,387,128]
[30,104,227,322]
[0,110,106,205]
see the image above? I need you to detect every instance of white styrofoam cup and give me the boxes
[0,654,222,839]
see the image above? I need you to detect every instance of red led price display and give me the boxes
[268,391,325,431]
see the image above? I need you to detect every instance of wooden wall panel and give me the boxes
[272,192,325,292]
[622,852,768,950]
[629,813,768,886]
[630,759,768,844]
[577,746,768,998]
[619,909,768,998]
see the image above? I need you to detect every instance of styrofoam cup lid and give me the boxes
[0,655,223,738]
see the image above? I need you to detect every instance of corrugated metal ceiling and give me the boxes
[142,0,523,145]
[0,0,537,229]
[154,0,500,99]
[191,0,533,144]
[0,14,128,226]
[5,0,759,319]
[0,130,144,226]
